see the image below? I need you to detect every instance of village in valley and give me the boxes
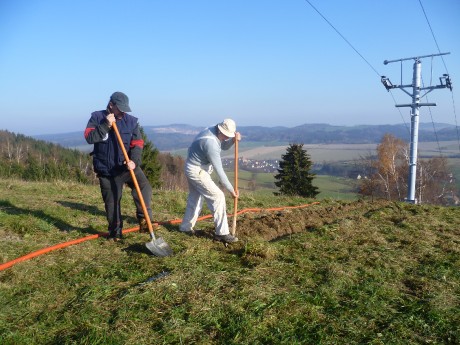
[222,157,280,173]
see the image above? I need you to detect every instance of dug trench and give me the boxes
[231,199,392,242]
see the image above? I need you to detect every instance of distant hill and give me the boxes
[32,122,458,151]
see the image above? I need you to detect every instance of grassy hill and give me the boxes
[0,179,459,344]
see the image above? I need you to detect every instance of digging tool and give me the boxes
[231,136,238,236]
[112,121,173,257]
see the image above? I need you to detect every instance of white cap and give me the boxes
[217,118,236,138]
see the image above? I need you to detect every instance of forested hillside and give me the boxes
[0,130,93,183]
[0,130,187,190]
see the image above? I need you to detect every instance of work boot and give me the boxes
[214,234,238,243]
[179,229,195,236]
[108,229,123,242]
[138,218,149,233]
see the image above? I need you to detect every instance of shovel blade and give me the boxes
[146,237,173,257]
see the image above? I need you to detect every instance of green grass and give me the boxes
[0,178,459,344]
[226,170,357,200]
[313,175,357,200]
[227,170,278,192]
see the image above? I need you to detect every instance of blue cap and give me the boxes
[110,92,132,112]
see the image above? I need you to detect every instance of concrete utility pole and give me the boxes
[380,52,452,204]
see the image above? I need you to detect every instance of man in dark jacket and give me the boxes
[84,91,152,241]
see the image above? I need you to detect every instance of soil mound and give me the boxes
[235,200,389,241]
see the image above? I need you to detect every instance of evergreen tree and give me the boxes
[274,143,319,198]
[22,154,43,181]
[140,127,162,189]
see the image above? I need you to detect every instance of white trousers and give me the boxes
[180,163,229,235]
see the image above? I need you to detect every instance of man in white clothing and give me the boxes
[180,119,241,243]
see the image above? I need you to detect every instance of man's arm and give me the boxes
[84,112,111,144]
[128,121,144,166]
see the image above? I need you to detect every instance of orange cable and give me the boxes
[0,202,319,271]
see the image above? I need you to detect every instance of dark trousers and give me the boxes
[98,167,152,234]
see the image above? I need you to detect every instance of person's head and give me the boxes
[107,91,132,115]
[217,118,236,140]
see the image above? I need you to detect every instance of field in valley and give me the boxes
[223,140,460,161]
[223,140,460,198]
[226,170,357,200]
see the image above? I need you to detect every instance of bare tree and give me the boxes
[356,151,378,201]
[358,133,456,205]
[417,157,456,204]
[374,134,407,200]
[15,143,24,164]
[5,138,13,162]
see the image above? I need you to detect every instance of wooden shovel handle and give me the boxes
[231,137,238,236]
[112,122,154,235]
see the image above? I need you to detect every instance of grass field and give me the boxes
[313,175,358,200]
[1,179,459,344]
[227,170,357,200]
[221,140,460,162]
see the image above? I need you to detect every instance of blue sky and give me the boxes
[1,0,459,135]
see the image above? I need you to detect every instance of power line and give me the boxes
[418,0,460,152]
[303,0,455,148]
[418,0,449,73]
[304,0,458,202]
[303,0,409,132]
[303,0,380,77]
[389,90,410,135]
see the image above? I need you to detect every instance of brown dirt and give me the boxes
[234,200,390,241]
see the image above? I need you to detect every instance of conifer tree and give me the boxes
[274,143,319,198]
[140,127,162,189]
[22,154,42,181]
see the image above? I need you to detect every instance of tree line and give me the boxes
[0,129,187,190]
[0,129,315,198]
[1,129,456,205]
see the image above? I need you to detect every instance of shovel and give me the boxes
[231,137,238,236]
[112,121,173,257]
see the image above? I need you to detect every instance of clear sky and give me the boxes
[1,0,459,135]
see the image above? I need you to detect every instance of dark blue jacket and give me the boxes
[84,110,143,176]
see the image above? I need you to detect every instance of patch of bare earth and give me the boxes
[235,200,390,241]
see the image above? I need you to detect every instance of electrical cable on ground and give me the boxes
[0,201,320,272]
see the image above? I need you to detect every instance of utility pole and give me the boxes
[380,52,452,204]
